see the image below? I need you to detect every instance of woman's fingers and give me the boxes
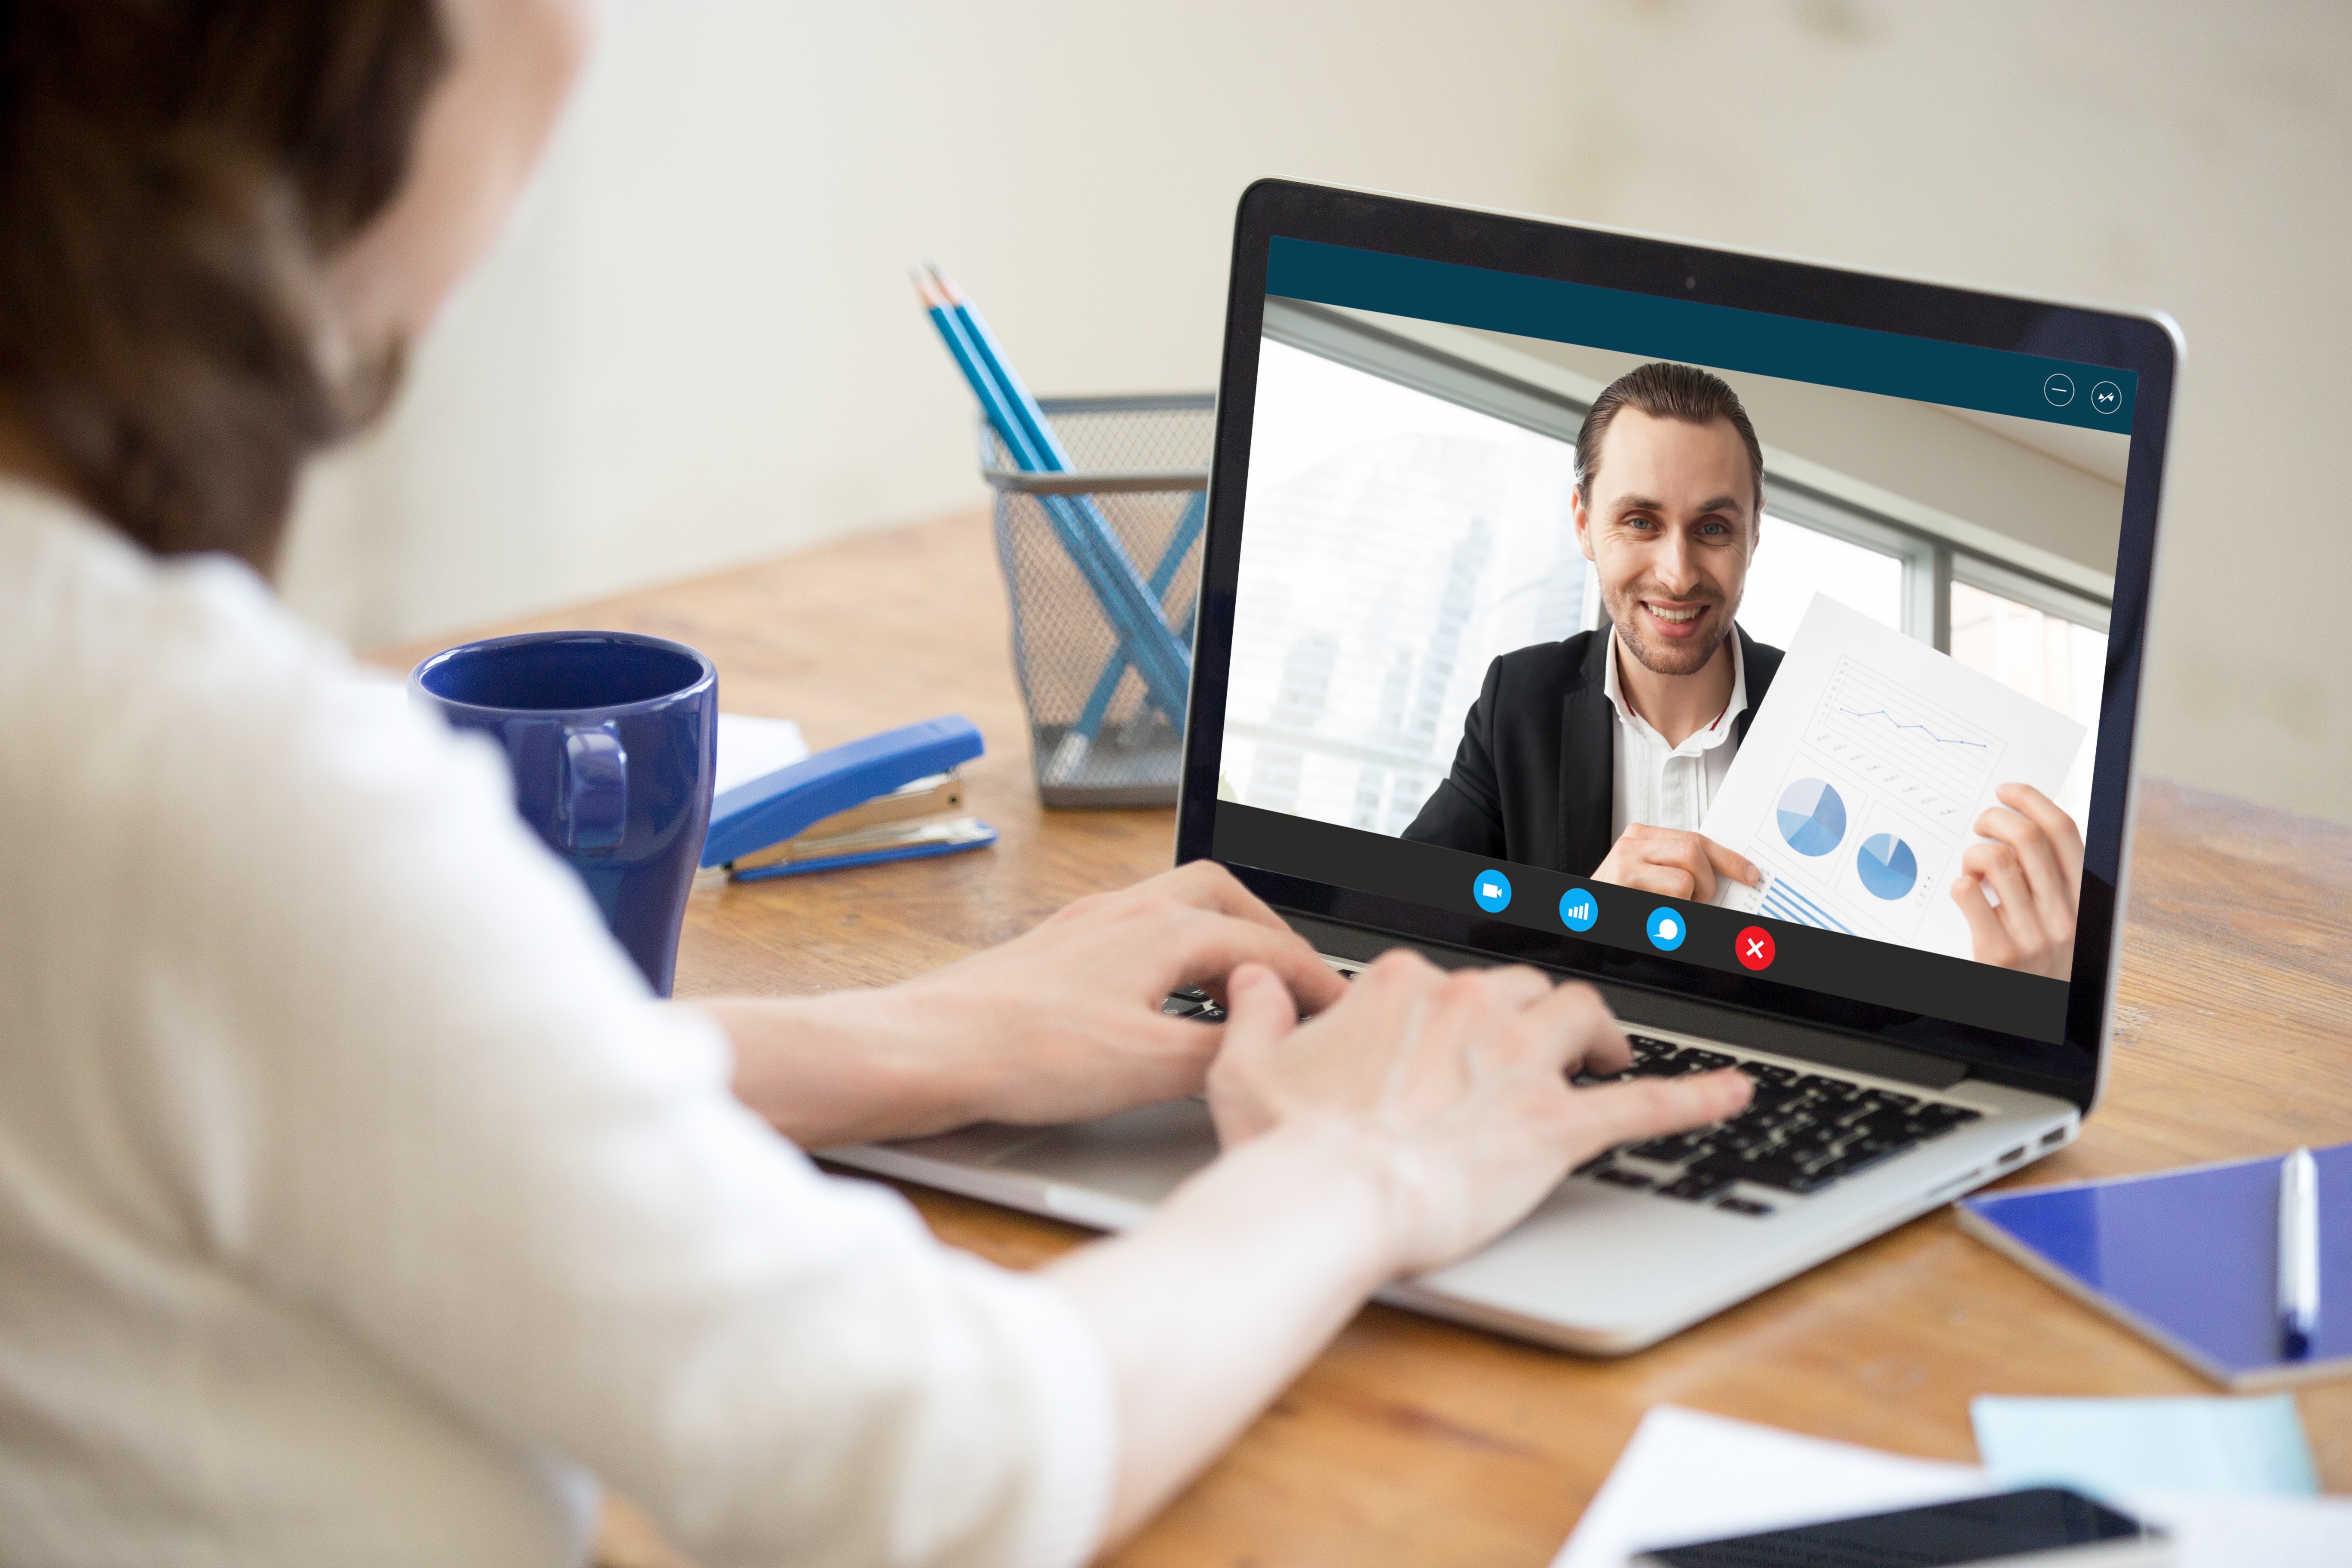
[1169,908,1348,1012]
[1567,1070,1752,1156]
[1158,859,1297,934]
[1023,869,1348,1013]
[1467,962,1556,1014]
[1510,975,1628,1076]
[1204,963,1297,1144]
[1374,961,1610,1076]
[1205,945,1734,1274]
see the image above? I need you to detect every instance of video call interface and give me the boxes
[1210,239,2135,1044]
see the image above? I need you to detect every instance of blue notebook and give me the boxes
[1958,1142,2351,1390]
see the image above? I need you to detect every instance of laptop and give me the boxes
[828,180,2180,1354]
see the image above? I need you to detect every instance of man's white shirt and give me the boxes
[1602,626,1749,841]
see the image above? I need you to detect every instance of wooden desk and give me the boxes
[381,509,2352,1565]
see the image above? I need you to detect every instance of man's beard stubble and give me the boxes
[1605,582,1736,679]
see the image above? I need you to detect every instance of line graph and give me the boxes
[1833,707,1989,750]
[1804,661,2001,830]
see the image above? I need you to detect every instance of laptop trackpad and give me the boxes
[994,1098,1222,1208]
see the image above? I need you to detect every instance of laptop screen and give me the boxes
[1189,200,2169,1072]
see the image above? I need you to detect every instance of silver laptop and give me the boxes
[829,181,2180,1354]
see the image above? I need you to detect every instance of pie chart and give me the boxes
[1775,777,1847,858]
[1856,833,1918,900]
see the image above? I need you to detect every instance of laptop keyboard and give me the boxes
[1163,986,1225,1021]
[1162,989,1981,1219]
[1570,1036,1981,1215]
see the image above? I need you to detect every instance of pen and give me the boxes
[2279,1146,2320,1360]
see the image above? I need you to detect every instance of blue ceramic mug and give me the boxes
[410,631,717,997]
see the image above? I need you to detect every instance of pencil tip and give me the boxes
[931,265,966,303]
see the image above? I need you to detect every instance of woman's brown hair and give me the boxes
[0,0,449,571]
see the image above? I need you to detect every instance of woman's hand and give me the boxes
[892,859,1350,1123]
[1207,949,1751,1275]
[710,861,1348,1146]
[1050,947,1749,1543]
[1951,783,2083,980]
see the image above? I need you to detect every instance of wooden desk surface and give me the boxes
[380,509,2352,1564]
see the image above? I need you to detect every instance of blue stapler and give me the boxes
[700,715,997,881]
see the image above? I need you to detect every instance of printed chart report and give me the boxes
[1703,596,2086,963]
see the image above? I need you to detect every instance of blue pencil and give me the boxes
[917,272,1048,466]
[931,266,1078,472]
[926,267,1195,763]
[919,270,1191,728]
[918,285,1186,729]
[1045,490,1205,783]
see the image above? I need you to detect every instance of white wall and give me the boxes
[280,0,2352,827]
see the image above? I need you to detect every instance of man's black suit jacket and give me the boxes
[1400,627,1784,878]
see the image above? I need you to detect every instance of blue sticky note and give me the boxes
[1971,1394,2319,1499]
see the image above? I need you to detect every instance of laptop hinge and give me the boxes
[1282,911,1966,1092]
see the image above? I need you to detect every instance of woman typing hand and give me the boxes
[1052,943,1749,1541]
[706,864,1752,1547]
[705,861,1351,1147]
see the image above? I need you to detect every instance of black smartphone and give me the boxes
[1629,1487,2170,1568]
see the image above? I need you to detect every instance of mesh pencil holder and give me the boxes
[980,393,1213,808]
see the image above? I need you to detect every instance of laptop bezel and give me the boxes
[1174,178,2178,1111]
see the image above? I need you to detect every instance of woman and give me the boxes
[0,3,1748,1564]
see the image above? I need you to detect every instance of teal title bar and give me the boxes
[1266,237,2136,432]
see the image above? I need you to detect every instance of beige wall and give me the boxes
[281,0,2352,826]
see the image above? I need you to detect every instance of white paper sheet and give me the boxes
[1553,1406,1984,1568]
[1699,596,2085,961]
[1552,1404,2352,1568]
[713,713,808,795]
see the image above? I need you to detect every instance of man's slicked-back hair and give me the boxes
[1574,361,1765,524]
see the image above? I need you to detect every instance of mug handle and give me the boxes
[559,722,628,854]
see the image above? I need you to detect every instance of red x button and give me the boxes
[1735,926,1776,971]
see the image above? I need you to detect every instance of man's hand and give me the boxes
[711,861,1349,1146]
[1207,950,1751,1274]
[1592,822,1761,902]
[1951,783,2083,980]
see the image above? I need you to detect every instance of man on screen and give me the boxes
[1401,361,2084,979]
